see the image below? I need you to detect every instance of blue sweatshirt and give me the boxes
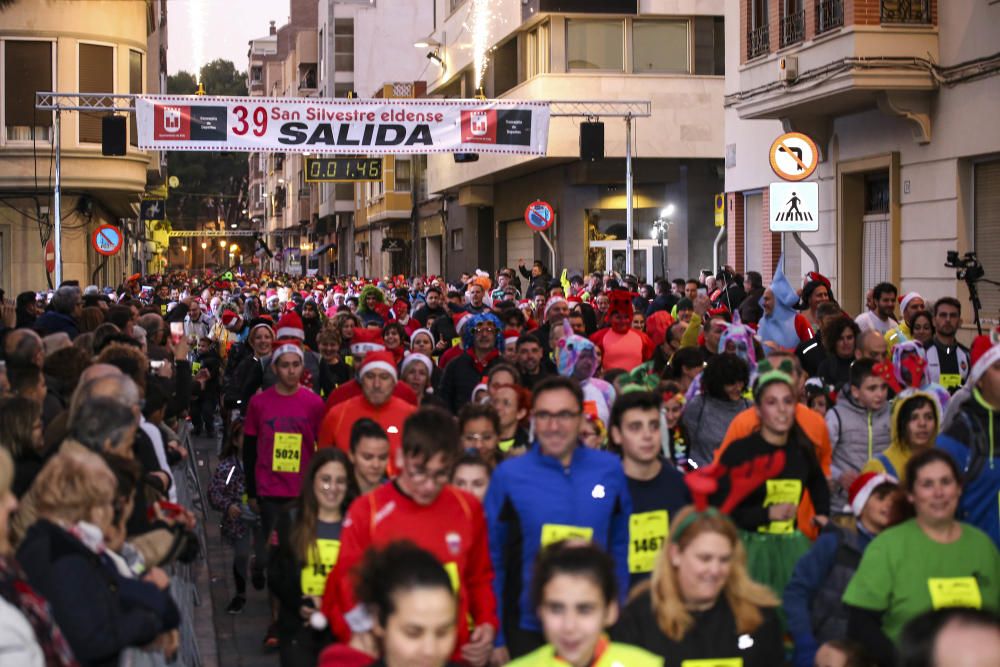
[484,443,632,645]
[783,522,875,667]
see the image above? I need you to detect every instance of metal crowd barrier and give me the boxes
[125,421,210,667]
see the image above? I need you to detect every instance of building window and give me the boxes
[566,19,624,71]
[816,0,844,33]
[779,0,805,47]
[129,50,142,147]
[632,20,689,73]
[451,228,464,251]
[335,183,354,200]
[525,21,550,79]
[250,65,263,83]
[881,0,930,24]
[748,0,769,59]
[3,40,54,142]
[334,19,354,72]
[334,82,355,98]
[79,43,114,144]
[975,160,1000,319]
[693,16,725,76]
[394,158,411,191]
[492,38,518,95]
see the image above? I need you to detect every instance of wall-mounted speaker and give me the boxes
[580,121,604,161]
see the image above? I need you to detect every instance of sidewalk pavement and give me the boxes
[192,432,277,667]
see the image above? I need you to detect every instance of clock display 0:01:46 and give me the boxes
[305,157,383,182]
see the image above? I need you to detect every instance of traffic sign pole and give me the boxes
[53,109,62,286]
[625,115,634,276]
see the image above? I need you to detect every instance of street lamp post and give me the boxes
[651,204,675,281]
[200,241,207,274]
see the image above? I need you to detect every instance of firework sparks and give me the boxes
[189,0,206,81]
[468,0,493,90]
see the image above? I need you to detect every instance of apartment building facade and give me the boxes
[724,0,1000,318]
[422,0,727,284]
[246,0,318,276]
[0,0,168,292]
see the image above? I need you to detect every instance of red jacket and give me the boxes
[322,483,498,655]
[318,394,416,476]
[590,327,654,370]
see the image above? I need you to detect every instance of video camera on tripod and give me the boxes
[945,251,985,282]
[945,250,998,335]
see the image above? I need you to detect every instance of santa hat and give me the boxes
[806,271,832,291]
[503,329,520,348]
[400,352,433,376]
[350,328,386,356]
[848,472,897,517]
[247,317,273,339]
[543,296,568,320]
[360,350,397,380]
[899,292,923,313]
[410,327,434,345]
[452,312,473,335]
[471,377,488,401]
[221,310,242,330]
[271,338,304,366]
[969,332,1000,387]
[275,311,305,340]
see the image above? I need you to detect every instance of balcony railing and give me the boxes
[816,0,844,34]
[780,9,806,47]
[747,24,770,59]
[881,0,930,24]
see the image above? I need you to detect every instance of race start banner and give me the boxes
[135,95,550,155]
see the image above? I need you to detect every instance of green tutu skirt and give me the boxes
[740,529,811,597]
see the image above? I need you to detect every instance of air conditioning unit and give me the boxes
[779,56,798,82]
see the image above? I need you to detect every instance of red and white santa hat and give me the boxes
[898,292,923,313]
[543,296,568,320]
[350,328,386,356]
[272,337,304,366]
[503,329,520,348]
[275,311,305,341]
[847,472,898,517]
[453,312,473,335]
[360,350,397,380]
[969,331,1000,387]
[400,352,433,376]
[221,310,242,330]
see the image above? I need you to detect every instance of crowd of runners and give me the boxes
[0,257,997,667]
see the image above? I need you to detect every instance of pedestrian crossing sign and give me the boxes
[769,181,818,232]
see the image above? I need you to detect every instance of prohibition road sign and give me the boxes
[524,200,555,231]
[44,240,55,273]
[769,132,819,181]
[92,224,124,256]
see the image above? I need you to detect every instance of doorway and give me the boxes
[589,240,658,282]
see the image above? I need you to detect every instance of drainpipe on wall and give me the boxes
[712,223,726,274]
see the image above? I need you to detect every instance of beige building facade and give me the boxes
[724,0,1000,321]
[0,0,167,293]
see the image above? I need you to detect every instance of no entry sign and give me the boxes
[524,200,555,231]
[44,240,55,273]
[92,224,123,256]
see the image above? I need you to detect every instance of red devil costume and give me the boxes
[590,290,654,371]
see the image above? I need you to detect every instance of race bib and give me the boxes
[682,660,743,667]
[628,510,669,574]
[344,355,354,366]
[451,337,462,348]
[300,539,341,596]
[191,361,202,374]
[759,479,802,535]
[940,373,962,389]
[541,524,593,548]
[272,432,303,473]
[443,561,460,593]
[928,577,982,610]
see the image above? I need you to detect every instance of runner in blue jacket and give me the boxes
[484,376,632,660]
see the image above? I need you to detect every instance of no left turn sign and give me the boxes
[769,132,819,181]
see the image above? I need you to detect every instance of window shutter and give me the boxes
[975,160,1000,320]
[4,41,53,128]
[862,213,890,305]
[78,43,114,144]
